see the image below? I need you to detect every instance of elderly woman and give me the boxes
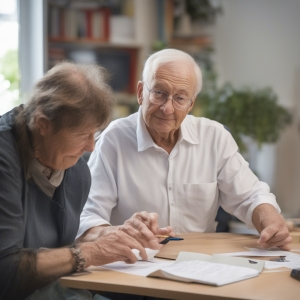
[0,62,170,300]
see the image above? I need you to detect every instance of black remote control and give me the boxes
[291,268,300,281]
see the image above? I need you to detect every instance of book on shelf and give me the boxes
[48,5,110,42]
[147,252,264,286]
[157,0,174,44]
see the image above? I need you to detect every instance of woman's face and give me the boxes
[36,120,98,170]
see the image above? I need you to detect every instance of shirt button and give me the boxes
[171,202,175,205]
[169,187,172,190]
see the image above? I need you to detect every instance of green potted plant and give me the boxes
[193,72,292,153]
[185,0,223,24]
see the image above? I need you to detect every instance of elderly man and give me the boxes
[78,49,291,251]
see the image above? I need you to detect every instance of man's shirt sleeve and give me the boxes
[216,129,280,228]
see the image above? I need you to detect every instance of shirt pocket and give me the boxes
[182,182,218,231]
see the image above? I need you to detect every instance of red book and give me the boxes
[85,10,93,39]
[60,8,65,38]
[102,8,110,41]
[128,48,137,94]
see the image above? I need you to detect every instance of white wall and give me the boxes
[211,0,300,216]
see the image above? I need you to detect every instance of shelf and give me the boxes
[46,0,213,117]
[49,39,142,49]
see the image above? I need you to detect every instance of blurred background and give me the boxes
[0,0,299,232]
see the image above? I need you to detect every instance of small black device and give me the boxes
[291,268,300,281]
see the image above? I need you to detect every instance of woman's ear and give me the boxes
[137,81,144,105]
[35,116,52,136]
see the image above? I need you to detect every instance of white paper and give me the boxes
[131,248,159,260]
[215,247,300,270]
[152,260,258,286]
[219,247,294,257]
[177,252,264,272]
[99,258,174,276]
[264,252,300,269]
[245,247,294,255]
[219,250,290,257]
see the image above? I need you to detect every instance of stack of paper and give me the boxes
[100,251,264,286]
[148,252,264,286]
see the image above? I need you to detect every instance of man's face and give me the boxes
[138,61,197,136]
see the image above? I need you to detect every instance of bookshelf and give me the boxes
[47,0,142,102]
[46,0,212,118]
[156,0,212,53]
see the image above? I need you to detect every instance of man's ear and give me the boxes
[137,81,144,105]
[35,116,52,136]
[187,97,197,113]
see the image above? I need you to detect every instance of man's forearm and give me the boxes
[252,203,280,233]
[76,225,116,243]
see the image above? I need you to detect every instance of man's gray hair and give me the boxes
[23,61,114,132]
[142,48,202,97]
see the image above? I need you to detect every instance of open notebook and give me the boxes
[148,251,264,286]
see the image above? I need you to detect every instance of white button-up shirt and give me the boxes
[77,108,280,237]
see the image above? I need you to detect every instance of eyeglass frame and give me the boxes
[144,83,194,111]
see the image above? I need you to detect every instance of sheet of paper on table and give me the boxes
[98,258,174,276]
[217,247,300,269]
[131,248,159,260]
[218,248,291,257]
[264,252,300,269]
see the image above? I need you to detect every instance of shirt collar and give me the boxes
[136,107,156,152]
[180,115,200,145]
[136,107,199,152]
[29,158,65,187]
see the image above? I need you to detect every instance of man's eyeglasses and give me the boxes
[144,83,193,111]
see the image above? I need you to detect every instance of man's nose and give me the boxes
[160,97,174,114]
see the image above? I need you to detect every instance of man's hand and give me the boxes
[122,211,175,249]
[252,204,292,250]
[77,211,175,247]
[79,211,175,267]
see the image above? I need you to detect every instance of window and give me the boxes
[0,0,19,115]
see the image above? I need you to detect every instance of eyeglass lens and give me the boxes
[149,90,190,111]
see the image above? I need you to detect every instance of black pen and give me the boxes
[158,236,184,244]
[155,235,184,241]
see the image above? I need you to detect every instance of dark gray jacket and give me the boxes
[0,108,91,299]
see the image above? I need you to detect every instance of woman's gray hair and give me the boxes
[142,48,202,97]
[23,61,114,132]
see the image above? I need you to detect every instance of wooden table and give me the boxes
[60,233,300,300]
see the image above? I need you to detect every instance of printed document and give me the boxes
[100,251,264,286]
[148,259,259,286]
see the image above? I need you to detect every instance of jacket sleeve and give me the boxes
[0,132,52,300]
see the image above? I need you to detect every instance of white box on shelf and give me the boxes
[109,15,135,44]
